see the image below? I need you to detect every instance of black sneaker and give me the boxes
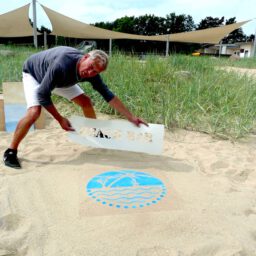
[3,149,21,169]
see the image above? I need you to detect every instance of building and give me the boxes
[200,41,255,58]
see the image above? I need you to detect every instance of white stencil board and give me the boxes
[68,116,164,155]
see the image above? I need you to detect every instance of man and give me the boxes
[3,46,147,169]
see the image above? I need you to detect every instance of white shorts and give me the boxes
[22,72,84,108]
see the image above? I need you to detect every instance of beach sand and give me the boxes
[0,114,256,256]
[218,66,256,78]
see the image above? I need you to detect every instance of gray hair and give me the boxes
[88,50,109,69]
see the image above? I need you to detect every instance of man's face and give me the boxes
[78,55,105,78]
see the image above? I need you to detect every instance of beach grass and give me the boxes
[0,45,38,90]
[1,45,256,139]
[214,56,256,69]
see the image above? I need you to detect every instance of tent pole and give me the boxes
[165,35,170,57]
[109,39,112,57]
[219,41,222,58]
[252,28,256,57]
[44,31,48,49]
[32,0,38,48]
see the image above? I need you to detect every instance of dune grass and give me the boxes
[214,56,256,69]
[95,53,256,139]
[1,45,256,140]
[0,45,38,91]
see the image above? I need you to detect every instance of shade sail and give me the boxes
[149,20,250,44]
[0,3,250,44]
[41,4,152,41]
[0,4,33,37]
[41,4,250,44]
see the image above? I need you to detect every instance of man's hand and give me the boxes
[58,117,75,131]
[109,97,148,127]
[129,116,148,127]
[44,104,75,131]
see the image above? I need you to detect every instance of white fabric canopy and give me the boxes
[41,4,250,44]
[0,4,33,37]
[41,4,152,41]
[0,3,250,44]
[149,21,250,44]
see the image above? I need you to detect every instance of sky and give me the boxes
[1,0,256,35]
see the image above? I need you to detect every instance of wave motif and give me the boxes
[87,185,166,209]
[89,186,163,196]
[86,170,167,209]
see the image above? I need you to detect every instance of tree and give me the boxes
[38,25,51,34]
[246,34,255,42]
[94,21,114,31]
[197,16,224,30]
[133,14,166,35]
[165,13,195,34]
[29,18,52,33]
[112,16,136,33]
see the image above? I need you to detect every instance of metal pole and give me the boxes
[219,41,222,57]
[165,35,170,57]
[109,39,112,57]
[44,31,47,49]
[32,0,38,48]
[252,28,256,57]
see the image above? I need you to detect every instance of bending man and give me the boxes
[3,46,147,169]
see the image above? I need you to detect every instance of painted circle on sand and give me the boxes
[86,170,167,209]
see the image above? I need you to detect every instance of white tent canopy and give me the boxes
[0,3,251,45]
[149,21,249,44]
[41,4,154,41]
[0,4,33,37]
[41,4,250,44]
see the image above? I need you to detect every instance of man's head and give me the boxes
[78,49,109,78]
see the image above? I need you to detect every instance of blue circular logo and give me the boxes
[86,170,167,209]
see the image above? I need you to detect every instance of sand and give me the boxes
[0,113,256,256]
[218,66,256,78]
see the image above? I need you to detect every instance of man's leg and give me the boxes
[71,94,96,119]
[3,106,41,168]
[72,94,110,139]
[10,106,42,149]
[53,85,96,118]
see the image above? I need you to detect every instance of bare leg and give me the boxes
[71,94,96,119]
[9,106,42,150]
[71,94,111,139]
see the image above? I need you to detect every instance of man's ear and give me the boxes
[82,54,89,61]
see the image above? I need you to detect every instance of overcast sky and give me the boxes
[1,0,256,35]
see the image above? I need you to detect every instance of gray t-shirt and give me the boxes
[23,46,115,106]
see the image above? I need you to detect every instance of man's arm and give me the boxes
[44,104,75,131]
[108,96,148,127]
[89,75,147,126]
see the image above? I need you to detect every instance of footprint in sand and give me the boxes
[232,169,254,182]
[251,230,256,242]
[210,160,229,170]
[0,214,23,231]
[0,248,17,256]
[225,168,254,183]
[199,160,230,175]
[244,205,256,216]
[0,214,29,255]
